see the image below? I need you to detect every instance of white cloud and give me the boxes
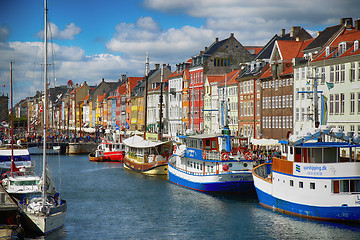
[37,22,82,40]
[106,17,215,64]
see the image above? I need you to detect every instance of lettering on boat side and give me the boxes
[296,165,329,176]
[355,195,360,205]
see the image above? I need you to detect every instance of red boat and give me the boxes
[89,139,125,163]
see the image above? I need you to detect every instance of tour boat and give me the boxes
[89,138,125,162]
[122,135,172,175]
[168,132,255,193]
[252,126,360,222]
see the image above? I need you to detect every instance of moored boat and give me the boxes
[89,138,125,162]
[0,145,32,175]
[122,135,172,175]
[168,132,255,193]
[252,126,360,222]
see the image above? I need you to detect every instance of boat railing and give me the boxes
[252,163,272,183]
[203,150,220,160]
[168,161,245,176]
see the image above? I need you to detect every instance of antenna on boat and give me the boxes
[159,64,164,141]
[143,52,149,139]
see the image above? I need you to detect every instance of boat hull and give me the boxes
[104,151,124,162]
[67,143,97,154]
[168,162,254,193]
[252,163,360,222]
[255,186,360,222]
[20,201,67,235]
[123,157,168,175]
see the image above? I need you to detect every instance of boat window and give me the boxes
[333,179,360,194]
[290,147,293,155]
[333,180,340,193]
[310,182,315,189]
[212,140,217,149]
[290,180,294,187]
[200,164,203,170]
[299,181,303,188]
[340,180,350,192]
[211,166,214,172]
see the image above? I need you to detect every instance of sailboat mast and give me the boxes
[10,61,14,165]
[143,52,149,139]
[159,64,163,141]
[42,0,48,204]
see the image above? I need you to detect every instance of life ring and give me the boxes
[245,152,252,160]
[221,152,229,161]
[203,152,206,159]
[173,145,177,154]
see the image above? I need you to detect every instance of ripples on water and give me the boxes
[27,155,360,240]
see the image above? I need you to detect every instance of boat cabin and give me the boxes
[280,141,360,163]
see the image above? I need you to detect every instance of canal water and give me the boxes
[27,154,360,240]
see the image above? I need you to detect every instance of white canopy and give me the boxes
[250,138,280,146]
[123,135,170,148]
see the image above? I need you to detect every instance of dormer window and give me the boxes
[355,40,359,51]
[325,46,330,56]
[338,42,347,55]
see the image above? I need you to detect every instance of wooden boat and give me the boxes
[122,135,172,175]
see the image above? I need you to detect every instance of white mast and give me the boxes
[42,0,48,205]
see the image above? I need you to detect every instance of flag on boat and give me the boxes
[321,95,328,125]
[125,121,130,129]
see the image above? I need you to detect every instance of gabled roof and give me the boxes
[218,69,241,86]
[303,24,343,52]
[128,77,143,92]
[312,27,360,62]
[207,75,224,84]
[97,93,106,103]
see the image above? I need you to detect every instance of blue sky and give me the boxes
[0,0,359,103]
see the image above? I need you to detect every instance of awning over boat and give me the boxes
[123,135,170,148]
[250,138,280,146]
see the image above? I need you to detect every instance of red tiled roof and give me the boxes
[259,67,271,79]
[83,94,90,101]
[218,70,241,86]
[118,84,126,95]
[313,28,360,62]
[98,94,106,103]
[128,77,143,92]
[207,75,223,83]
[277,39,313,60]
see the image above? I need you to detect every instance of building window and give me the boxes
[340,64,345,82]
[290,180,294,187]
[340,93,345,114]
[335,94,340,114]
[351,93,355,114]
[299,181,303,188]
[321,67,325,85]
[335,65,340,83]
[329,94,334,114]
[351,62,356,82]
[355,40,359,51]
[358,92,360,114]
[310,182,315,189]
[330,66,334,83]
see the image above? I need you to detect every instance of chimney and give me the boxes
[215,37,219,43]
[102,78,104,82]
[281,29,285,36]
[230,33,234,37]
[205,47,208,51]
[155,64,160,70]
[317,31,322,37]
[355,19,360,31]
[290,26,301,38]
[341,17,353,27]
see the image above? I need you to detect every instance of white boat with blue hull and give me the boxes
[252,126,360,222]
[168,133,255,193]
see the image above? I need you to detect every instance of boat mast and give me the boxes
[143,52,149,139]
[10,60,14,173]
[42,0,48,205]
[158,64,164,141]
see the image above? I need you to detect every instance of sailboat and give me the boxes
[123,54,173,175]
[1,61,41,203]
[18,0,67,234]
